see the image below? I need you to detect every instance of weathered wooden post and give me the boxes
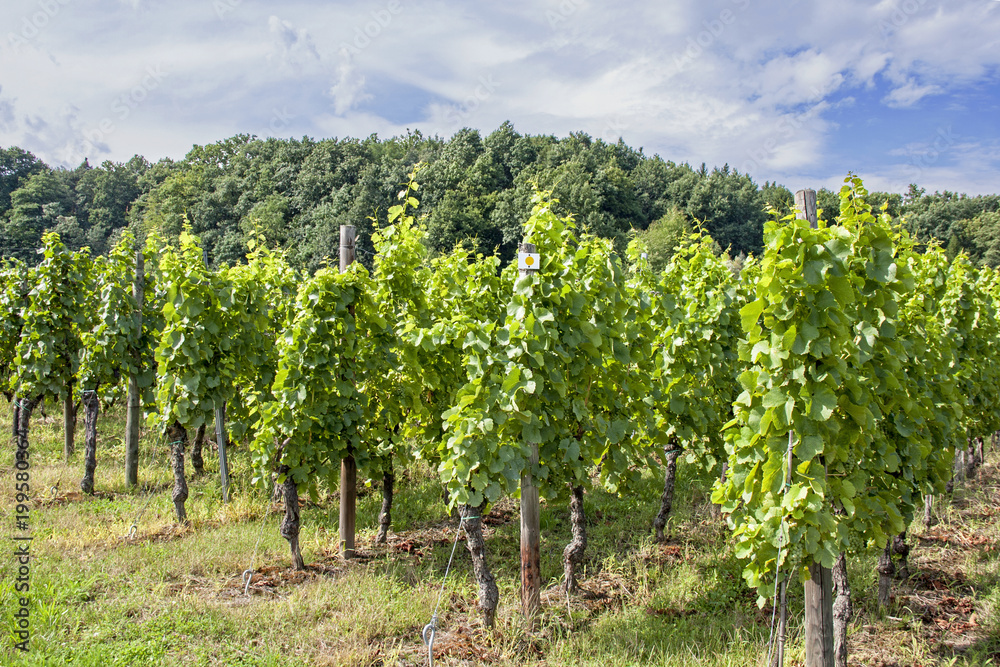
[795,188,818,227]
[795,188,836,667]
[125,241,144,487]
[339,224,357,559]
[216,406,230,503]
[63,384,75,460]
[518,242,541,624]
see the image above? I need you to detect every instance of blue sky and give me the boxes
[1,0,998,194]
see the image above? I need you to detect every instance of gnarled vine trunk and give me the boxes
[278,464,305,570]
[892,531,910,580]
[877,539,894,608]
[653,443,681,542]
[80,391,100,494]
[167,421,189,522]
[271,471,283,503]
[923,494,935,528]
[966,439,982,478]
[191,423,206,474]
[11,395,20,439]
[15,396,41,466]
[832,552,852,667]
[563,485,587,594]
[462,503,498,628]
[63,384,76,460]
[376,467,394,544]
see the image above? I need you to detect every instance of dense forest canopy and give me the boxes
[2,124,998,270]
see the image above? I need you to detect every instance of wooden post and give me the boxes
[63,384,75,460]
[125,242,144,487]
[805,563,836,667]
[12,395,19,439]
[518,242,542,624]
[339,224,357,559]
[796,189,818,227]
[216,406,229,503]
[796,188,835,667]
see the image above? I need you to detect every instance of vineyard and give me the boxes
[1,173,1000,666]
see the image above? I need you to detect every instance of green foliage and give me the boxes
[882,240,960,516]
[713,175,943,600]
[0,258,32,398]
[632,231,741,475]
[440,190,643,507]
[636,207,692,273]
[73,156,149,255]
[139,166,207,240]
[942,255,1000,439]
[151,229,233,432]
[760,181,794,218]
[365,170,434,464]
[251,260,379,489]
[13,232,92,400]
[953,210,1000,268]
[78,231,148,405]
[2,126,786,271]
[225,241,300,444]
[2,171,76,261]
[0,146,46,219]
[685,164,766,257]
[905,190,1000,252]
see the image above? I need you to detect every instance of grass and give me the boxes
[1,398,998,666]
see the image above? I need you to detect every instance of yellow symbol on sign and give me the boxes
[518,252,540,269]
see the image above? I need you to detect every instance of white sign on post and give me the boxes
[518,252,541,270]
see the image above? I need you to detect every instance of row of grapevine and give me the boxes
[3,174,1000,661]
[714,177,1000,666]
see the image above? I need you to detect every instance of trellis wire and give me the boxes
[242,502,272,596]
[422,513,478,667]
[765,429,795,667]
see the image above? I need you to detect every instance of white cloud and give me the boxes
[0,0,998,194]
[882,80,943,108]
[267,15,320,69]
[329,50,372,116]
[840,139,1000,196]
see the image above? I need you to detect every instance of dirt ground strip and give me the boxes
[49,450,997,666]
[850,459,1000,666]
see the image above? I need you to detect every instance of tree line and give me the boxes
[3,124,997,269]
